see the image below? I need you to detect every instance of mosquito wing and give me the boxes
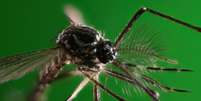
[0,48,59,83]
[64,5,86,25]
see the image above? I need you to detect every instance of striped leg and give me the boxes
[111,61,190,93]
[142,75,190,92]
[112,61,159,101]
[80,69,126,101]
[146,67,192,72]
[93,74,100,101]
[93,84,100,101]
[123,62,192,72]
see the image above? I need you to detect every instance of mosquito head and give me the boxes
[96,40,117,63]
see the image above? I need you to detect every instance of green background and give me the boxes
[0,0,201,101]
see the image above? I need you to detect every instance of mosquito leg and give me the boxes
[103,68,161,95]
[112,60,159,101]
[146,67,192,72]
[114,7,201,49]
[123,62,192,72]
[55,69,101,101]
[142,75,190,92]
[103,68,189,96]
[80,70,126,101]
[66,77,90,101]
[93,83,100,101]
[112,62,190,92]
[93,75,100,101]
[103,68,133,83]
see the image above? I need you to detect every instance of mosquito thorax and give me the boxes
[56,25,117,65]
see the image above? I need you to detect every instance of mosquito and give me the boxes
[0,5,201,101]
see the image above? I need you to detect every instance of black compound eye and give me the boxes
[96,41,116,63]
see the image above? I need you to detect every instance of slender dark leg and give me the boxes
[146,67,192,72]
[93,84,100,101]
[103,69,133,83]
[142,75,190,92]
[112,60,159,101]
[55,70,100,101]
[114,7,201,49]
[93,74,100,101]
[55,70,103,101]
[80,70,126,101]
[103,68,189,93]
[124,62,192,72]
